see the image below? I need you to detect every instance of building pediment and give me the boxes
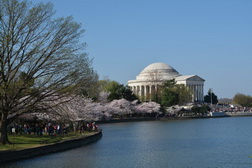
[128,62,205,102]
[175,75,205,82]
[187,75,205,82]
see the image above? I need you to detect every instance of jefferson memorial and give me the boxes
[128,62,205,102]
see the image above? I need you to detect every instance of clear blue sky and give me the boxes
[33,0,252,99]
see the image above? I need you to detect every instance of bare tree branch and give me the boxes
[0,0,97,144]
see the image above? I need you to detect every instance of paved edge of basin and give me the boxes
[0,130,102,164]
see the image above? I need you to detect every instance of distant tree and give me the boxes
[160,88,179,107]
[134,101,161,115]
[99,80,137,102]
[160,80,192,107]
[172,84,192,105]
[218,98,233,104]
[106,81,124,101]
[233,93,252,107]
[107,99,133,117]
[161,79,176,89]
[121,85,138,101]
[204,89,218,104]
[191,105,211,115]
[98,79,113,92]
[97,91,109,104]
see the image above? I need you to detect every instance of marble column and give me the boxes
[196,85,199,101]
[201,84,204,101]
[143,85,147,101]
[137,86,140,97]
[149,85,152,101]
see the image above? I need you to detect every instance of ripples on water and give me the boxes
[2,117,252,168]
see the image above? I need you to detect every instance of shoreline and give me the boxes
[97,113,252,124]
[1,113,251,164]
[0,130,102,164]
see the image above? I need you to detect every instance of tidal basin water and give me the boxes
[2,117,252,168]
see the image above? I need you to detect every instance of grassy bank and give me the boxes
[0,132,95,151]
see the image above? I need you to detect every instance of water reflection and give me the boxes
[2,117,252,168]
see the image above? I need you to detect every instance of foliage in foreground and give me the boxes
[0,0,96,144]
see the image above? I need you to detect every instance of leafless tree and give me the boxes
[0,0,96,144]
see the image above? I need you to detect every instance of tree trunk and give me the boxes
[0,113,10,145]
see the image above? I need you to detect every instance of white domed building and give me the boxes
[128,62,205,102]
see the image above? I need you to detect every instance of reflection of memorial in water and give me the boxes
[2,118,252,168]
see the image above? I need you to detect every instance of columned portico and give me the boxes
[128,62,205,102]
[175,75,205,102]
[129,84,161,101]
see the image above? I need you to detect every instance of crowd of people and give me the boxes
[8,123,68,136]
[78,121,98,134]
[210,104,252,113]
[7,121,99,136]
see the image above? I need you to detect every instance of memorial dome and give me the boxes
[127,62,205,102]
[136,62,180,81]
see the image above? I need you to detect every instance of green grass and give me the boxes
[0,131,95,151]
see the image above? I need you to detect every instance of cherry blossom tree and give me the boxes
[106,99,133,117]
[97,91,109,104]
[18,96,162,126]
[134,101,161,115]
